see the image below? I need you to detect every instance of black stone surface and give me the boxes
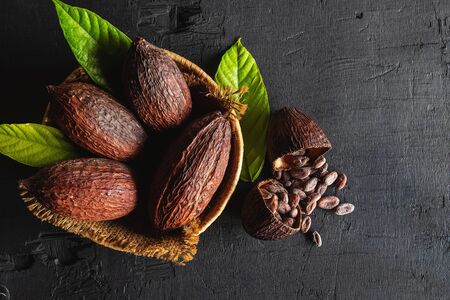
[1,0,449,299]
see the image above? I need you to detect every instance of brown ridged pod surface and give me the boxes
[123,37,192,131]
[267,107,332,171]
[150,111,231,231]
[47,82,147,161]
[18,158,138,221]
[241,179,301,240]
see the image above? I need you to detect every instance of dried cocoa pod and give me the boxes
[241,179,301,240]
[267,107,331,171]
[150,111,231,231]
[18,158,137,221]
[123,37,192,131]
[48,82,147,161]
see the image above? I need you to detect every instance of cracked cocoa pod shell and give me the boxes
[150,111,231,231]
[123,37,192,131]
[267,107,332,171]
[47,82,147,161]
[241,179,301,240]
[18,158,138,221]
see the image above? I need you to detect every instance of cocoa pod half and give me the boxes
[47,82,147,161]
[241,179,301,240]
[123,37,192,131]
[267,107,331,171]
[150,111,231,231]
[18,158,138,221]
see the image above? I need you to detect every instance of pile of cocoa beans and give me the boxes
[242,107,355,246]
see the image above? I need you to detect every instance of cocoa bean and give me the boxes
[289,208,299,218]
[291,188,307,200]
[334,203,355,215]
[277,201,291,215]
[317,163,329,177]
[305,201,317,215]
[317,196,340,210]
[266,195,279,213]
[292,156,309,167]
[306,193,321,204]
[301,216,311,233]
[290,167,312,179]
[313,156,326,169]
[312,231,322,247]
[283,217,295,227]
[280,191,289,203]
[323,171,338,186]
[288,193,301,207]
[303,177,318,192]
[315,182,328,195]
[335,173,347,190]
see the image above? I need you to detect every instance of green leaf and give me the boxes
[0,123,79,167]
[52,0,132,90]
[215,39,270,182]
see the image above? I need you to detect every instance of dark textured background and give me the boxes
[1,0,449,299]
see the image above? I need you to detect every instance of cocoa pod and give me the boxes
[123,37,192,131]
[150,111,231,231]
[47,82,147,161]
[267,107,331,171]
[18,158,138,221]
[241,179,301,240]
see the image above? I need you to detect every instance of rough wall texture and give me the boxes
[0,0,449,299]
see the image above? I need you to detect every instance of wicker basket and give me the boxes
[24,50,244,265]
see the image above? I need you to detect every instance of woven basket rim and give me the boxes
[32,49,244,263]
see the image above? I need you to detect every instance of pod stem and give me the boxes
[182,73,248,119]
[207,85,248,120]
